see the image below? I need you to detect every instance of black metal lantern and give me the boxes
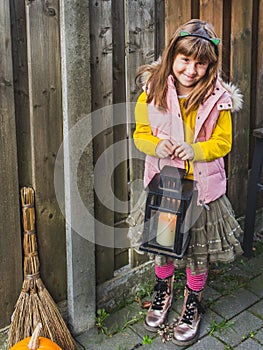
[139,166,197,259]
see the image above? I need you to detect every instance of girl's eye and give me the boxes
[198,61,208,66]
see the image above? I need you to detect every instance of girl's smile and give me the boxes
[172,54,209,95]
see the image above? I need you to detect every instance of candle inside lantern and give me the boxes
[156,212,177,246]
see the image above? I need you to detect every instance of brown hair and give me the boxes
[136,19,220,114]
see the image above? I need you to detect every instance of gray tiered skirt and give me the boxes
[155,195,244,274]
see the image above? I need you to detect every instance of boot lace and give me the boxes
[180,292,204,325]
[151,278,169,311]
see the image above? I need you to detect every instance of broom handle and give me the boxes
[21,187,40,276]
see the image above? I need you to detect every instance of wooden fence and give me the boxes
[0,0,262,330]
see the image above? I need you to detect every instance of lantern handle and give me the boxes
[157,159,190,176]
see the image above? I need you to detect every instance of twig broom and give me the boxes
[8,186,76,349]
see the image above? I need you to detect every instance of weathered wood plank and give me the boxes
[249,0,263,209]
[155,0,166,57]
[0,0,22,328]
[165,0,192,42]
[199,0,223,66]
[227,0,253,216]
[25,0,66,301]
[90,0,115,284]
[10,0,31,185]
[126,0,156,102]
[112,0,129,269]
[200,0,223,36]
[257,0,263,204]
[221,0,231,79]
[126,0,156,267]
[191,0,200,18]
[255,0,263,127]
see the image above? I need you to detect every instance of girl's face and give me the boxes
[172,54,209,95]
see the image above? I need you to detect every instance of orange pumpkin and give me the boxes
[10,337,62,350]
[10,324,62,350]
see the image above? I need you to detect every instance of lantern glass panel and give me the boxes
[139,166,196,259]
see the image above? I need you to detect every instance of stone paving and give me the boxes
[75,239,263,350]
[1,240,262,350]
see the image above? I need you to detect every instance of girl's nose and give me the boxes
[187,63,196,75]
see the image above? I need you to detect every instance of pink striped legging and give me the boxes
[155,262,208,292]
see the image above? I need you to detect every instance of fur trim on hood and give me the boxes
[220,80,243,112]
[138,59,243,113]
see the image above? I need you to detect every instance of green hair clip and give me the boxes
[180,30,220,46]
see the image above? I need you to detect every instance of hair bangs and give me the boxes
[177,37,218,63]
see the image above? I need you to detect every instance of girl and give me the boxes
[133,19,243,346]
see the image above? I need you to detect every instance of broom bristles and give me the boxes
[8,187,76,349]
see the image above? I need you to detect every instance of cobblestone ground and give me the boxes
[75,238,263,350]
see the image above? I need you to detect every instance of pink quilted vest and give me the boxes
[144,75,233,206]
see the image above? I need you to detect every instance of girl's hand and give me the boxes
[156,139,175,158]
[172,142,194,161]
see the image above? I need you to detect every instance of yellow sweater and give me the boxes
[134,91,232,177]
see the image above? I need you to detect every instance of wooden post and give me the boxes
[0,0,22,328]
